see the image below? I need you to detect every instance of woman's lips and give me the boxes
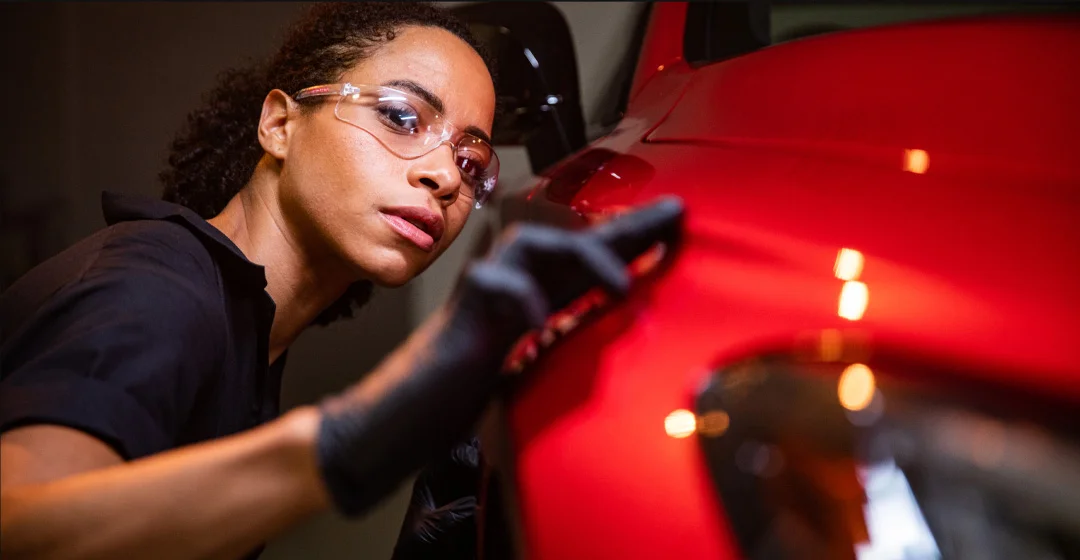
[380,209,442,252]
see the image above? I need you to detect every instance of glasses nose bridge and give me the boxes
[429,137,460,163]
[427,133,463,182]
[433,120,462,150]
[429,137,468,167]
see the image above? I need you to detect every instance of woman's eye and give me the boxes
[456,153,481,174]
[376,104,421,132]
[456,155,489,187]
[457,156,477,174]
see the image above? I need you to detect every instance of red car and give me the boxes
[458,2,1080,558]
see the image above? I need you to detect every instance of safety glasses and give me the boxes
[294,83,499,209]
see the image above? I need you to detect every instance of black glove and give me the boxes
[390,437,483,559]
[315,197,685,516]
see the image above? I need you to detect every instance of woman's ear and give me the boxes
[257,89,297,160]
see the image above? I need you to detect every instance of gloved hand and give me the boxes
[315,197,685,516]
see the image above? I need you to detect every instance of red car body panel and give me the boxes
[502,6,1080,559]
[629,2,689,101]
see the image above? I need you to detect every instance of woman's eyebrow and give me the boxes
[384,79,444,114]
[464,126,491,145]
[383,79,492,143]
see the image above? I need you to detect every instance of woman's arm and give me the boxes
[0,407,327,560]
[0,296,455,560]
[0,198,683,560]
[0,293,468,560]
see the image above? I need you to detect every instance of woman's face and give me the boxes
[279,25,496,287]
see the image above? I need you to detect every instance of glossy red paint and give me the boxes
[503,9,1080,560]
[648,15,1080,186]
[628,2,688,102]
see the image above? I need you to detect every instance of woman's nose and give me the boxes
[408,144,462,205]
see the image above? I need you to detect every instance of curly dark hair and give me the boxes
[161,2,494,326]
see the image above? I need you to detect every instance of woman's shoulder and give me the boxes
[98,218,222,280]
[1,219,227,341]
[57,218,226,307]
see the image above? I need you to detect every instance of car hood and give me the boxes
[525,14,1080,395]
[646,15,1080,190]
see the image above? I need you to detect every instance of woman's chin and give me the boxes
[367,258,427,288]
[372,271,413,289]
[346,245,433,288]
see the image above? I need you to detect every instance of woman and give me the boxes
[0,3,682,559]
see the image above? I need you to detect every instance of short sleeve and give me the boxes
[0,222,226,460]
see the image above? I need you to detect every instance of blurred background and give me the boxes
[0,2,647,558]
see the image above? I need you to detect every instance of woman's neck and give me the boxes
[208,164,355,362]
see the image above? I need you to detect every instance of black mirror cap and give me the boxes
[453,2,587,175]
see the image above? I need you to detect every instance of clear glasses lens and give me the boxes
[332,86,499,208]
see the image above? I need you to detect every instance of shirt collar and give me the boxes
[101,191,268,288]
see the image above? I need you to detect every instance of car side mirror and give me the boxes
[453,2,587,175]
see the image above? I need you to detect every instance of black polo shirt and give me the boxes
[0,191,286,460]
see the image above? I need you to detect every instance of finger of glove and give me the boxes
[571,237,631,298]
[494,225,629,306]
[490,224,570,270]
[465,262,549,330]
[591,197,685,264]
